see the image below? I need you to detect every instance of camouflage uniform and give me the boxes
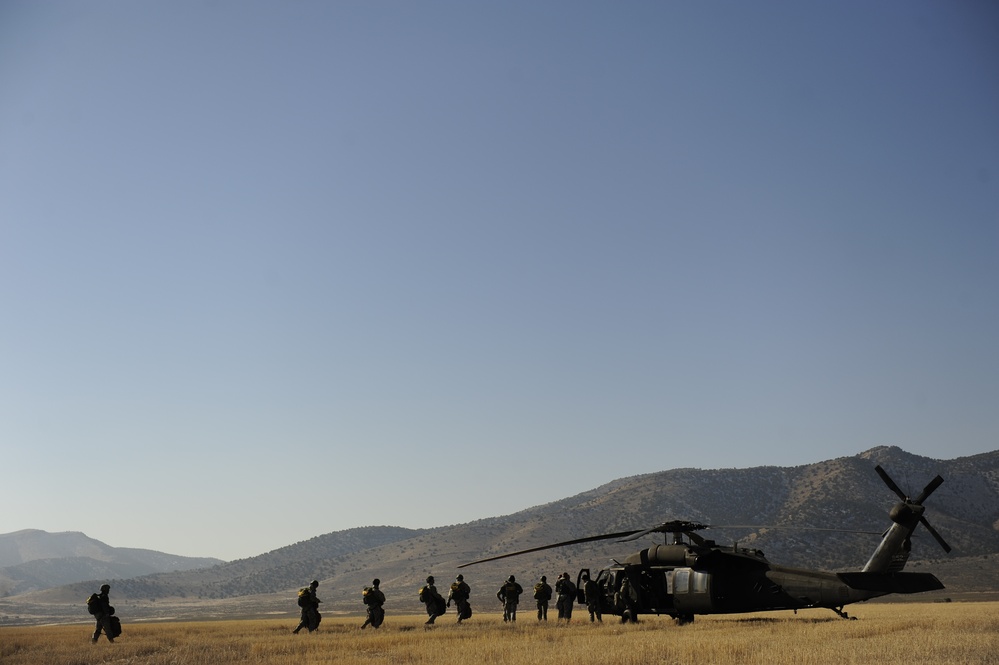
[420,576,445,625]
[89,584,115,643]
[448,575,472,623]
[555,573,576,621]
[361,579,385,629]
[293,581,322,633]
[533,576,552,621]
[496,575,523,622]
[616,576,638,623]
[582,574,602,622]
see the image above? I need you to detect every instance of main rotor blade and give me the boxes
[617,526,664,543]
[875,465,908,501]
[618,523,885,543]
[913,475,944,505]
[710,525,884,535]
[616,521,709,543]
[919,517,952,553]
[457,530,644,568]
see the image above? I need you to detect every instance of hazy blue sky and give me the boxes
[2,1,996,561]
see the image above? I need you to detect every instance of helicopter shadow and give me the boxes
[725,617,839,625]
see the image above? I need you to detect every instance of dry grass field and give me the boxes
[2,603,997,665]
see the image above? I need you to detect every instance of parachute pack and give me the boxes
[449,581,468,600]
[419,586,446,615]
[502,582,521,599]
[297,588,313,608]
[363,586,385,605]
[108,615,122,638]
[534,583,552,601]
[86,593,101,615]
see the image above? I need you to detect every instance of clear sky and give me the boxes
[1,1,996,562]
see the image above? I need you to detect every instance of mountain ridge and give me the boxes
[0,530,223,597]
[3,446,997,623]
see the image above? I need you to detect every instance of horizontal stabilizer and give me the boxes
[837,572,944,594]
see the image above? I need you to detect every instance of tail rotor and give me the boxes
[874,465,951,554]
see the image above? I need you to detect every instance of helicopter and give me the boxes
[459,465,950,623]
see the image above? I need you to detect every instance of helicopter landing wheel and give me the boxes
[675,613,695,626]
[831,606,857,621]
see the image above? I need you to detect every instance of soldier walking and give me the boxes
[293,580,322,633]
[496,575,523,622]
[555,572,576,622]
[581,572,602,622]
[533,575,552,621]
[87,584,117,643]
[361,578,386,629]
[419,575,446,625]
[447,574,472,623]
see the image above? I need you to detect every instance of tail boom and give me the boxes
[838,571,944,594]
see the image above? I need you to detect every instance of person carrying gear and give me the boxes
[496,574,523,622]
[616,575,638,623]
[87,584,119,643]
[361,578,386,629]
[419,575,446,625]
[447,574,472,623]
[293,580,322,633]
[533,575,553,621]
[555,572,576,622]
[581,572,602,622]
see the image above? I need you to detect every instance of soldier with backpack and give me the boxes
[533,575,553,621]
[447,574,472,624]
[87,584,120,643]
[581,572,602,622]
[555,572,576,622]
[419,575,446,625]
[496,575,523,622]
[361,578,386,629]
[293,580,322,633]
[615,575,638,623]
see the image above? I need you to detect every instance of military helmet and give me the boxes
[508,575,515,582]
[372,578,380,586]
[456,574,463,581]
[426,575,435,584]
[541,575,546,582]
[100,584,110,592]
[310,580,319,587]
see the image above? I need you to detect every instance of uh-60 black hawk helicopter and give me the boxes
[459,465,951,624]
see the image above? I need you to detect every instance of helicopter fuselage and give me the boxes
[461,466,948,624]
[581,541,942,622]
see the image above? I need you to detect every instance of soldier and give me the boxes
[616,575,638,623]
[419,575,446,625]
[87,584,116,643]
[361,578,386,629]
[447,573,472,623]
[496,574,523,622]
[555,572,576,622]
[581,572,602,622]
[293,580,322,633]
[533,575,552,621]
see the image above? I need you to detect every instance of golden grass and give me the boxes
[2,603,997,665]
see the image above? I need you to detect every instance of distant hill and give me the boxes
[4,446,997,624]
[0,530,223,596]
